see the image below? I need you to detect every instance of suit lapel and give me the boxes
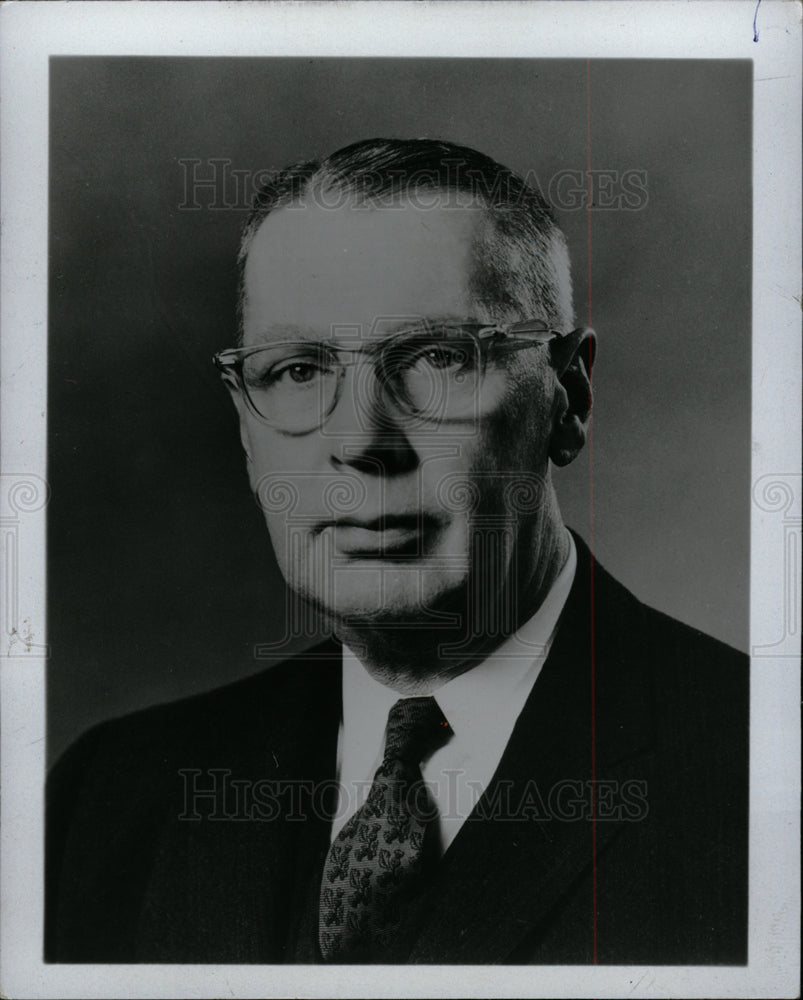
[408,537,654,963]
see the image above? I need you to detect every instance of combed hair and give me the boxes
[236,137,574,341]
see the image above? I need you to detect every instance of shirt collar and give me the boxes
[432,531,576,735]
[341,532,577,743]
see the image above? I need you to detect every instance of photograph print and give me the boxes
[45,56,751,966]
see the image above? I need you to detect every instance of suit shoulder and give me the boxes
[583,549,749,754]
[636,599,749,709]
[584,543,748,688]
[48,636,341,786]
[638,599,747,669]
[633,600,749,758]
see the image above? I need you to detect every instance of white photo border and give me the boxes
[1,2,800,997]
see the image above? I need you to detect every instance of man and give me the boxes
[46,138,748,964]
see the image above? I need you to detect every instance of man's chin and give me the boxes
[288,566,468,628]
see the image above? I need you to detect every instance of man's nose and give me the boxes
[325,364,419,476]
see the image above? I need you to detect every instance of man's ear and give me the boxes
[548,328,596,468]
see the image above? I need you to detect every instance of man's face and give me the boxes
[238,194,559,625]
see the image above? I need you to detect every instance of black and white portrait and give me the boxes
[44,56,752,965]
[1,4,799,997]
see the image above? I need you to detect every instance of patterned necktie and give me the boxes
[318,696,453,963]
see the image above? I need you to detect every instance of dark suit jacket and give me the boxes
[46,534,749,964]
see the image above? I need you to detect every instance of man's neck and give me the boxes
[332,512,571,695]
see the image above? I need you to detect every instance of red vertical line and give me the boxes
[586,54,598,966]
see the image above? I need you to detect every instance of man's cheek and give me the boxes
[249,436,328,518]
[262,513,288,567]
[262,512,311,569]
[430,514,471,563]
[249,432,321,478]
[416,442,487,516]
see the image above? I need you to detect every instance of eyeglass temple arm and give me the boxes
[492,323,593,377]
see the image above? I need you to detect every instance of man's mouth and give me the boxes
[317,514,438,557]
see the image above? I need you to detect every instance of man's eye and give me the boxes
[414,343,473,371]
[275,361,325,384]
[246,356,330,389]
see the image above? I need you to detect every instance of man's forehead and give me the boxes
[241,195,490,342]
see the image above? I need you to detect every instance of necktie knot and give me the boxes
[382,696,452,765]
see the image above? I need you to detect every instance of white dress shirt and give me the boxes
[331,532,577,856]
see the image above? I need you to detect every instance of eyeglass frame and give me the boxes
[212,319,590,433]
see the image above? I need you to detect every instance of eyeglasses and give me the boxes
[213,319,587,434]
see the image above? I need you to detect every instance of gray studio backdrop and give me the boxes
[48,58,751,763]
